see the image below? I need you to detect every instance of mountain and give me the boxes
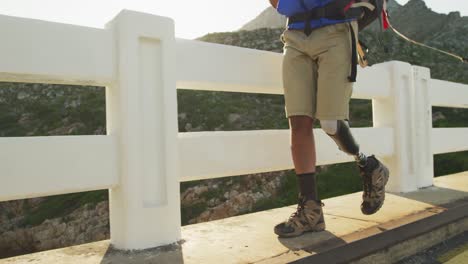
[389,0,468,55]
[240,7,286,31]
[202,0,468,84]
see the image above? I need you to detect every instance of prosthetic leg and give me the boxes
[320,120,368,166]
[321,119,390,215]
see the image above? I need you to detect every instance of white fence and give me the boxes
[1,10,468,250]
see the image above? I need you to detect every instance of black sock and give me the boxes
[297,172,318,201]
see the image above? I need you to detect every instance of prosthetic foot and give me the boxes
[359,155,390,215]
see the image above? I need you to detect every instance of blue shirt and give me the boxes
[277,0,355,30]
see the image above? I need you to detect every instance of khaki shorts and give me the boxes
[281,21,358,120]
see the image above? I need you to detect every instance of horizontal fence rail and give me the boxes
[0,14,114,86]
[176,39,391,100]
[0,136,118,202]
[432,128,468,155]
[429,79,468,155]
[176,39,282,94]
[430,79,468,109]
[179,128,394,181]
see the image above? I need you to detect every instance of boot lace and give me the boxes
[289,196,307,221]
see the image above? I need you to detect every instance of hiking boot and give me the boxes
[274,196,325,237]
[359,155,390,215]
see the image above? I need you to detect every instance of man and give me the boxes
[269,0,390,238]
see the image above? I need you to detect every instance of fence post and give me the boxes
[412,66,434,188]
[105,10,181,249]
[373,61,418,193]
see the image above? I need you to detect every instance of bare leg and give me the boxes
[289,116,316,174]
[274,116,323,237]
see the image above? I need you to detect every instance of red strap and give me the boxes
[382,10,389,30]
[344,0,355,12]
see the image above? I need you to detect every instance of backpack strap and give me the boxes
[348,23,358,82]
[299,0,313,36]
[288,0,358,36]
[350,2,375,11]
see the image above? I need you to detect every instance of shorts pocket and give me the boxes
[325,22,349,35]
[281,30,304,50]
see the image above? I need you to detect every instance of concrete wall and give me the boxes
[0,10,467,250]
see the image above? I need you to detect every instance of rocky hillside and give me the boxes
[0,83,105,137]
[240,7,286,31]
[1,0,468,258]
[0,199,108,258]
[202,0,468,84]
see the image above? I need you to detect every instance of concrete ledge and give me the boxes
[2,172,467,264]
[351,217,468,264]
[293,200,468,264]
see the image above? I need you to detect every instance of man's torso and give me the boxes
[277,0,356,30]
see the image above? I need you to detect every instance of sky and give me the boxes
[0,0,467,39]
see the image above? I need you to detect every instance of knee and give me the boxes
[290,116,314,138]
[320,120,339,135]
[321,119,359,155]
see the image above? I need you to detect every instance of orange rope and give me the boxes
[387,20,467,63]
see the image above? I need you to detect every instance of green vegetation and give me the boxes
[20,190,108,227]
[177,90,288,132]
[434,151,468,177]
[253,163,363,212]
[0,83,105,137]
[433,107,468,128]
[181,202,208,225]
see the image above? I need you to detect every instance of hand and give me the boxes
[269,0,279,8]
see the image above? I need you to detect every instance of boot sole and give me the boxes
[276,222,326,238]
